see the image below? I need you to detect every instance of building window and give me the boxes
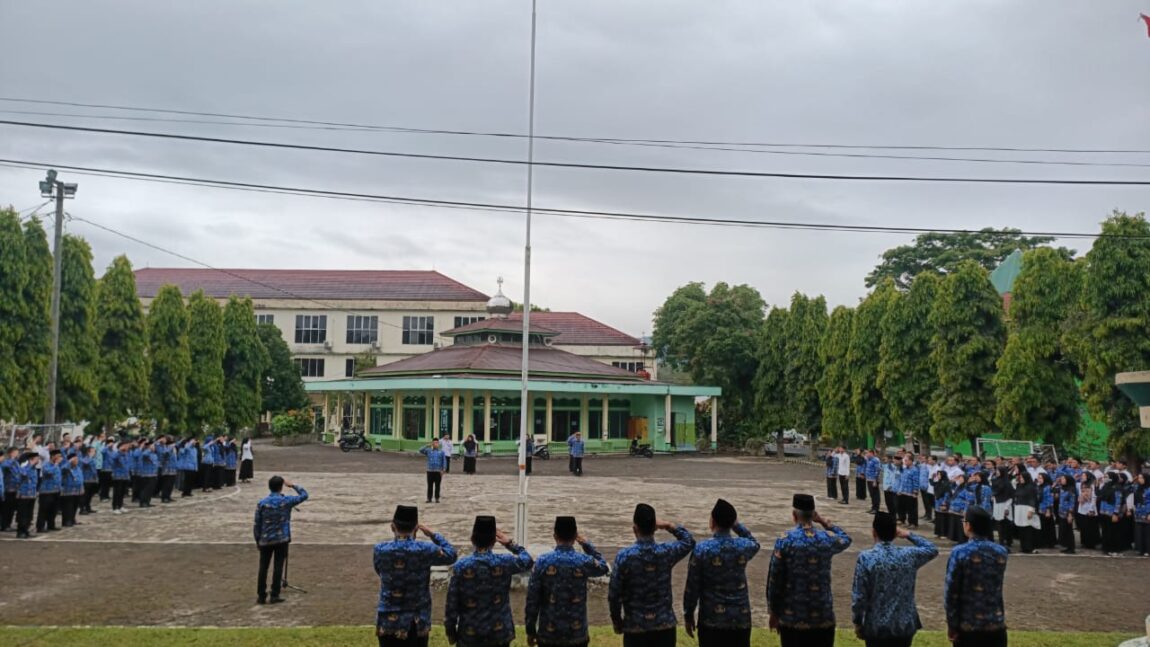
[255,314,275,326]
[346,315,379,344]
[612,361,645,373]
[402,315,434,345]
[453,315,486,329]
[294,314,327,344]
[345,358,355,377]
[294,358,325,377]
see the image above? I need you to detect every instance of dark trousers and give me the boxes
[698,625,750,647]
[856,476,867,501]
[16,498,35,535]
[83,482,98,512]
[60,494,79,526]
[884,490,898,515]
[378,628,429,647]
[867,482,880,511]
[1040,514,1057,548]
[112,479,129,510]
[950,512,968,543]
[139,476,157,506]
[899,494,919,526]
[212,465,224,489]
[425,472,442,502]
[181,470,197,496]
[199,463,211,491]
[954,629,1007,647]
[98,471,111,499]
[1059,516,1076,552]
[1100,515,1124,553]
[159,474,176,501]
[0,491,16,529]
[623,628,677,647]
[826,477,838,499]
[572,456,583,475]
[257,542,289,600]
[36,493,59,531]
[779,626,835,647]
[225,468,236,487]
[922,491,935,520]
[1017,525,1035,553]
[996,519,1014,547]
[526,456,533,475]
[865,637,914,647]
[1134,522,1150,555]
[131,475,140,501]
[443,456,451,473]
[838,476,849,503]
[936,511,950,538]
[1076,513,1099,549]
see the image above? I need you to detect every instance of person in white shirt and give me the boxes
[836,446,852,505]
[439,436,454,473]
[239,437,254,483]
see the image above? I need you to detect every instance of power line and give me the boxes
[5,158,1143,240]
[6,109,1150,170]
[6,120,1150,185]
[4,96,1150,155]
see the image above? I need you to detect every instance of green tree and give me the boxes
[1076,212,1150,462]
[848,281,898,447]
[993,248,1082,445]
[94,255,150,430]
[753,307,790,443]
[14,218,52,421]
[147,284,191,432]
[866,227,1074,289]
[784,293,827,453]
[186,291,226,433]
[878,271,941,444]
[928,261,1006,444]
[818,306,855,443]
[0,208,27,420]
[222,296,268,432]
[651,282,707,370]
[55,235,99,423]
[258,322,308,414]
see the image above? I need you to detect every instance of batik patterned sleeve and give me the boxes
[943,549,963,631]
[444,565,460,642]
[908,533,939,567]
[828,526,852,554]
[608,554,624,626]
[428,533,458,566]
[850,554,870,627]
[581,541,609,577]
[288,485,309,507]
[524,559,544,637]
[508,543,534,573]
[669,524,696,561]
[253,504,262,543]
[683,548,702,621]
[765,537,786,616]
[734,522,760,557]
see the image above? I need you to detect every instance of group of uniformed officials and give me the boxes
[254,479,1009,647]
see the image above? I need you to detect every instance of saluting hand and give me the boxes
[896,527,911,540]
[284,479,294,489]
[655,519,676,532]
[417,523,436,538]
[575,533,587,545]
[495,529,513,547]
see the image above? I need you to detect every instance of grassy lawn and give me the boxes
[0,627,1136,646]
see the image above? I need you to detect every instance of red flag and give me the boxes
[1142,13,1150,38]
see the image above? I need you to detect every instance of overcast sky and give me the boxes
[2,1,1149,335]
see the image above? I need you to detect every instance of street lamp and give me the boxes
[38,169,78,426]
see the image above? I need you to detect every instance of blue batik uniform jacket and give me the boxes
[374,534,458,639]
[765,524,852,629]
[568,437,585,458]
[80,456,98,483]
[130,447,142,475]
[178,445,198,471]
[881,464,901,492]
[525,541,610,645]
[61,464,84,496]
[948,482,970,516]
[896,465,920,496]
[39,462,62,494]
[201,441,216,466]
[253,485,309,546]
[17,464,40,498]
[865,456,881,482]
[99,446,114,472]
[1038,485,1054,515]
[157,445,177,476]
[444,544,534,646]
[1057,487,1077,517]
[608,525,695,633]
[944,538,1008,634]
[419,447,446,472]
[139,449,159,478]
[956,483,991,512]
[683,522,760,630]
[1099,489,1124,516]
[212,442,226,467]
[224,442,237,470]
[851,533,939,640]
[1,458,19,494]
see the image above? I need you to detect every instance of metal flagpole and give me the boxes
[515,0,539,548]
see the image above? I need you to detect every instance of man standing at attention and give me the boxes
[609,503,695,647]
[567,432,585,476]
[836,446,852,505]
[525,516,610,647]
[864,450,881,514]
[944,506,1009,647]
[683,499,759,647]
[444,516,533,647]
[253,476,308,604]
[766,494,852,647]
[419,439,446,503]
[374,505,457,647]
[851,512,938,647]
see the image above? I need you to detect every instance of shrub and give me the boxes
[271,409,311,437]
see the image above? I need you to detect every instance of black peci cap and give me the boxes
[554,516,577,540]
[471,515,497,545]
[873,511,897,541]
[633,503,656,526]
[792,494,815,512]
[393,505,418,525]
[711,498,737,528]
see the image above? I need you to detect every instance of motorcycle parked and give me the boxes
[533,444,551,460]
[339,431,371,453]
[629,443,654,459]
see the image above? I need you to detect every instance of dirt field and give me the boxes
[0,441,1146,633]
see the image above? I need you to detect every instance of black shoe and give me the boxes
[426,499,432,503]
[435,499,440,503]
[1061,549,1075,554]
[269,597,285,604]
[257,597,267,605]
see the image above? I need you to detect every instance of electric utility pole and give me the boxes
[38,170,78,425]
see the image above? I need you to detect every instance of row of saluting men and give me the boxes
[0,434,252,538]
[255,481,1011,647]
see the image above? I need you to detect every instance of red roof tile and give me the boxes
[508,312,640,346]
[360,343,645,381]
[133,268,488,302]
[443,318,559,337]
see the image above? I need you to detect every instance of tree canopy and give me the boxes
[753,306,790,439]
[259,322,308,414]
[866,227,1073,290]
[147,284,191,433]
[878,271,940,441]
[186,290,226,433]
[818,305,855,442]
[784,293,827,442]
[94,255,150,429]
[0,208,27,421]
[55,235,99,423]
[222,296,268,432]
[15,217,52,421]
[848,281,898,445]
